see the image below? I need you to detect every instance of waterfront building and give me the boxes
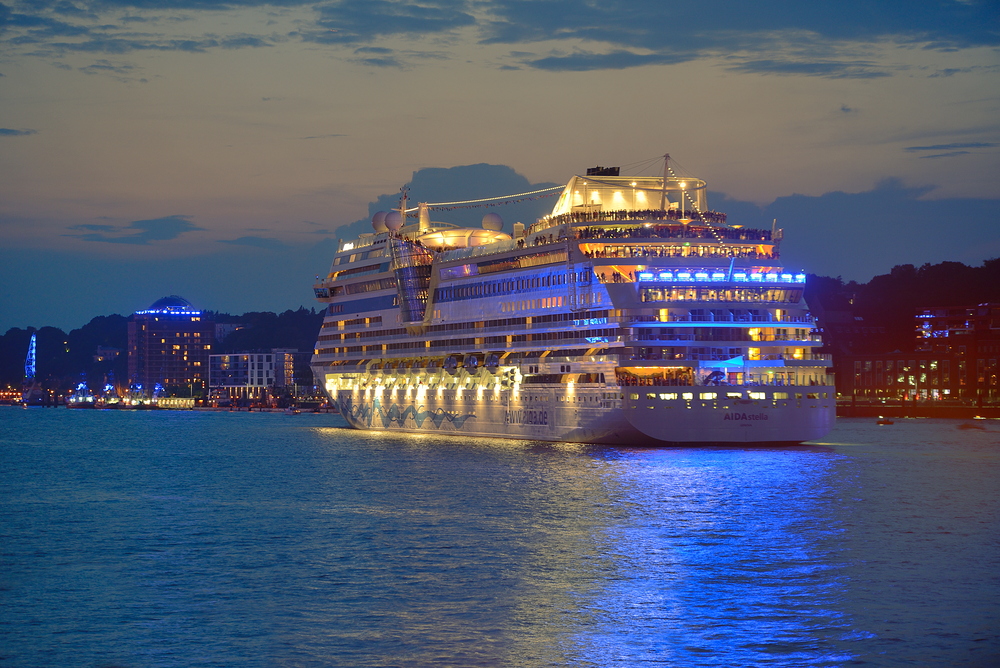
[208,349,312,400]
[127,296,215,395]
[842,302,999,402]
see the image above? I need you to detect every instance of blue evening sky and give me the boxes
[1,0,998,330]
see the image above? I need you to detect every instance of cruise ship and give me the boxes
[311,156,835,444]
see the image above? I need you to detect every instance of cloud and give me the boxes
[45,35,270,54]
[477,0,1000,51]
[4,0,998,74]
[918,151,972,159]
[332,162,559,242]
[904,142,998,151]
[77,58,147,81]
[351,54,403,67]
[727,59,890,79]
[218,235,286,248]
[220,33,271,49]
[729,178,1000,282]
[69,223,117,231]
[301,0,477,45]
[66,215,204,244]
[522,50,694,72]
[0,128,38,136]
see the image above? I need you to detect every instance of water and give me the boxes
[1,408,997,668]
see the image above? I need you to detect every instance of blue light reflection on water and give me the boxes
[0,409,998,667]
[566,448,853,666]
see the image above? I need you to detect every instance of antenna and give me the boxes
[659,153,670,210]
[399,185,409,226]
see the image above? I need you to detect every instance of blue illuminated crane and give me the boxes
[24,332,36,380]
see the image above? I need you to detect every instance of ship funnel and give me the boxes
[418,203,431,232]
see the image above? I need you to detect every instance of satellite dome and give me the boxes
[371,211,388,233]
[149,295,193,310]
[482,213,503,231]
[384,210,403,231]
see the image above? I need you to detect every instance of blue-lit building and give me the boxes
[127,296,215,395]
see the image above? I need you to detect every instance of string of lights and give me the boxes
[665,164,729,247]
[403,185,564,213]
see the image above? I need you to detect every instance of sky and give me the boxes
[1,0,998,333]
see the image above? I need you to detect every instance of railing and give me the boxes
[617,378,832,388]
[585,248,774,260]
[633,334,822,343]
[656,314,814,324]
[534,208,733,230]
[438,239,518,263]
[627,352,832,362]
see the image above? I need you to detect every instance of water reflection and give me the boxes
[3,410,996,667]
[563,447,852,666]
[312,426,855,666]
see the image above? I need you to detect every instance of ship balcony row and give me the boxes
[628,332,821,344]
[634,270,804,284]
[315,312,817,343]
[582,244,774,262]
[625,349,832,363]
[621,312,815,324]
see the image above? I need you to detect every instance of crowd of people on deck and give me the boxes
[573,220,770,241]
[552,209,729,226]
[583,245,773,260]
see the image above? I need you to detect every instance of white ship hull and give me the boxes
[328,382,835,445]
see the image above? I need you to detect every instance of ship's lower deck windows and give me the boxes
[639,287,803,304]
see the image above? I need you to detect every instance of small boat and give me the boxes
[67,382,98,408]
[876,417,894,425]
[284,407,301,415]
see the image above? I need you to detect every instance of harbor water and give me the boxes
[1,408,997,667]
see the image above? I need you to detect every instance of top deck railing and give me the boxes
[528,208,775,239]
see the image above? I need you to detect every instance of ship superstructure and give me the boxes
[311,157,834,444]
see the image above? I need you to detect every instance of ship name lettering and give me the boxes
[723,412,768,421]
[505,409,549,426]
